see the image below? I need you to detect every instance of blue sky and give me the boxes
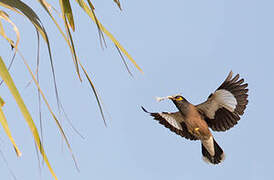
[0,0,274,179]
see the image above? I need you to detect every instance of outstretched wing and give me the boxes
[196,71,248,132]
[141,107,198,140]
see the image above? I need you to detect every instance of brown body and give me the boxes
[143,71,248,164]
[184,104,211,140]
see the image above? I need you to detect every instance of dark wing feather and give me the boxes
[142,107,198,140]
[196,71,248,132]
[216,71,248,115]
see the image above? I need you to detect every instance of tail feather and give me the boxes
[202,138,225,164]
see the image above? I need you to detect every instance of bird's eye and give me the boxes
[175,96,183,101]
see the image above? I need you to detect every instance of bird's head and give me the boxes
[167,95,190,116]
[167,95,189,104]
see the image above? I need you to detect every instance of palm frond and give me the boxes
[0,56,58,180]
[0,97,21,157]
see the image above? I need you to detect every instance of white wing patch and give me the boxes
[197,89,238,119]
[159,113,183,130]
[214,89,237,112]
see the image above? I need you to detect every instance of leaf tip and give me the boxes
[13,146,22,157]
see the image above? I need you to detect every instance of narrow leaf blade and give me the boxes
[0,56,58,180]
[0,97,21,157]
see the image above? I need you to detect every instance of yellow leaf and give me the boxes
[60,0,75,31]
[79,63,107,126]
[113,0,122,10]
[0,20,14,47]
[19,52,79,171]
[0,97,4,106]
[0,96,21,157]
[0,10,20,50]
[0,0,62,110]
[86,0,95,10]
[37,0,82,80]
[0,56,58,180]
[0,0,48,43]
[75,0,143,73]
[0,1,79,169]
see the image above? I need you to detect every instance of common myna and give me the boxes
[142,71,248,164]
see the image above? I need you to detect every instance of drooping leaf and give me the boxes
[113,0,122,10]
[0,16,13,47]
[0,97,21,157]
[75,0,143,73]
[37,0,82,81]
[0,10,19,50]
[115,45,133,77]
[0,0,62,113]
[18,52,79,171]
[79,63,107,127]
[62,15,82,82]
[60,0,75,31]
[0,0,48,43]
[0,56,58,180]
[86,0,95,10]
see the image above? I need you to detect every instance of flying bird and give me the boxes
[142,71,248,164]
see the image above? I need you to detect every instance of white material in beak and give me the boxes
[155,96,175,102]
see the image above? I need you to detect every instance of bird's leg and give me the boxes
[190,127,201,137]
[195,127,200,135]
